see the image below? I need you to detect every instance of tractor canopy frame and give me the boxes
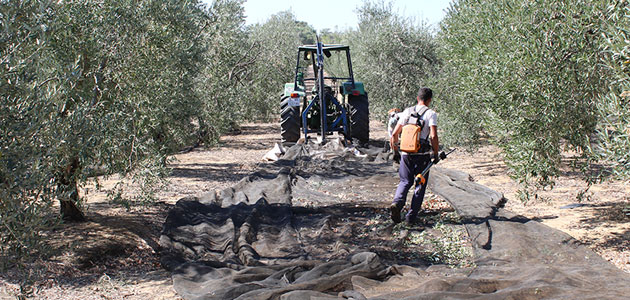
[293,43,358,143]
[293,44,357,92]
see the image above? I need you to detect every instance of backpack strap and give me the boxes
[405,105,429,125]
[414,106,431,145]
[415,105,430,118]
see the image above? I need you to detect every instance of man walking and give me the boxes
[389,87,439,224]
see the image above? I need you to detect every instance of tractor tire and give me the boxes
[348,94,369,144]
[280,96,301,144]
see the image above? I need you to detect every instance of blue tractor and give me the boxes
[280,40,369,145]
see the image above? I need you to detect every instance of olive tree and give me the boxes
[0,0,216,262]
[1,0,61,262]
[195,0,252,142]
[44,0,209,219]
[438,0,608,196]
[345,1,440,121]
[591,1,630,180]
[245,11,316,120]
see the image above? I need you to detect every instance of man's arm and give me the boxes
[430,125,439,157]
[389,123,403,150]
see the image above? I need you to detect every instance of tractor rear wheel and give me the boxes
[281,96,301,143]
[348,94,369,144]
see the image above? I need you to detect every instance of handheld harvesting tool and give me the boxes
[414,148,457,186]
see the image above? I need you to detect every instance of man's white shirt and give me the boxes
[397,105,438,141]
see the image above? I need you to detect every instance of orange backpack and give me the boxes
[400,106,430,153]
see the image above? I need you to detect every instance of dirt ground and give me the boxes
[1,121,628,299]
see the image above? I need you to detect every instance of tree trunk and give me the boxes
[57,156,86,222]
[60,198,84,222]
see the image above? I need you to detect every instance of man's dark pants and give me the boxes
[392,153,431,222]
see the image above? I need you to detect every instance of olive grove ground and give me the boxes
[0,121,627,299]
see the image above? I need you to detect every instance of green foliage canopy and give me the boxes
[246,11,316,119]
[592,1,630,179]
[438,0,609,192]
[0,0,245,262]
[346,1,440,120]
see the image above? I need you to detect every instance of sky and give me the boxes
[203,0,453,31]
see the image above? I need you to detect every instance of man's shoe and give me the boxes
[390,203,402,224]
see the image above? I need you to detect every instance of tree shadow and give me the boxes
[169,162,252,182]
[293,156,394,181]
[218,140,276,151]
[462,160,509,175]
[578,201,629,227]
[594,229,630,253]
[229,124,279,136]
[460,205,531,251]
[0,202,174,291]
[531,215,560,222]
[556,155,621,181]
[70,202,171,271]
[572,201,630,253]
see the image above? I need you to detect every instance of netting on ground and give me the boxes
[160,141,630,300]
